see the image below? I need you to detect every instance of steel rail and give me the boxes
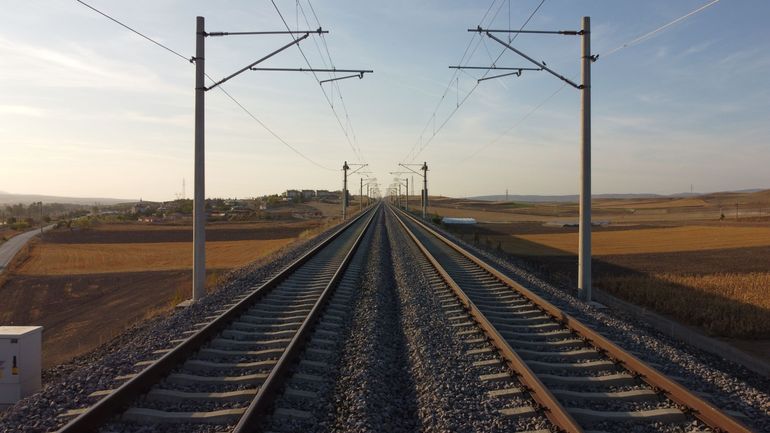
[233,205,378,432]
[392,205,752,433]
[56,206,375,433]
[389,206,583,433]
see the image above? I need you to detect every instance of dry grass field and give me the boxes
[0,218,328,368]
[0,227,23,244]
[429,189,770,224]
[17,239,293,275]
[511,226,770,255]
[440,190,770,361]
[598,272,770,337]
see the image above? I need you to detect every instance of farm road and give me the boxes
[0,224,54,273]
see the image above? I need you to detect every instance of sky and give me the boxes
[0,0,768,201]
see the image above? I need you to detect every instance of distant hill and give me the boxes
[0,192,135,205]
[471,189,766,203]
[470,193,662,203]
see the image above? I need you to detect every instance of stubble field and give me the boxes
[0,219,324,367]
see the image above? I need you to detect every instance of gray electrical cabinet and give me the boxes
[0,326,43,405]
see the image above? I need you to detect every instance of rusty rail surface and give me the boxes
[392,205,752,433]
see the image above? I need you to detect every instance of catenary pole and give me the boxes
[342,161,349,220]
[186,17,370,303]
[468,18,593,301]
[578,17,592,302]
[405,177,409,212]
[193,16,206,302]
[422,161,429,219]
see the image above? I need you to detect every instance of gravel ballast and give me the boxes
[2,205,767,433]
[383,210,554,433]
[323,209,421,433]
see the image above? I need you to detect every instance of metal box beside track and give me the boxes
[0,326,42,405]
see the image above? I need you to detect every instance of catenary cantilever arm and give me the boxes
[206,33,310,90]
[484,31,581,89]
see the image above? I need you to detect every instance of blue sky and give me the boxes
[0,0,768,200]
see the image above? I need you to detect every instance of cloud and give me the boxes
[634,92,670,104]
[598,114,655,129]
[0,36,187,94]
[0,104,46,117]
[682,40,716,56]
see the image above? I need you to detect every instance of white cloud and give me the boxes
[0,104,46,117]
[0,36,187,94]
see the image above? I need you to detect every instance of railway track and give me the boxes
[390,205,752,433]
[54,206,377,433]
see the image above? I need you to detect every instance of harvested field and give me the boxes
[431,190,770,224]
[306,200,345,217]
[0,270,191,367]
[16,239,293,275]
[0,227,23,244]
[510,225,770,255]
[0,219,329,368]
[43,220,318,243]
[596,272,770,338]
[430,205,542,222]
[593,197,708,209]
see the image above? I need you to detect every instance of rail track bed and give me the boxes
[1,202,767,433]
[390,205,754,433]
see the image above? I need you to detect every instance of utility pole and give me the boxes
[192,16,206,302]
[578,17,592,303]
[422,161,429,218]
[390,171,411,212]
[362,179,377,208]
[342,162,367,220]
[360,178,376,209]
[189,17,371,303]
[392,178,408,211]
[360,177,363,212]
[404,177,409,211]
[342,161,349,220]
[398,162,429,219]
[464,18,595,301]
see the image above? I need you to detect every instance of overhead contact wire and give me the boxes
[409,0,546,162]
[73,0,334,171]
[461,0,721,163]
[271,0,367,164]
